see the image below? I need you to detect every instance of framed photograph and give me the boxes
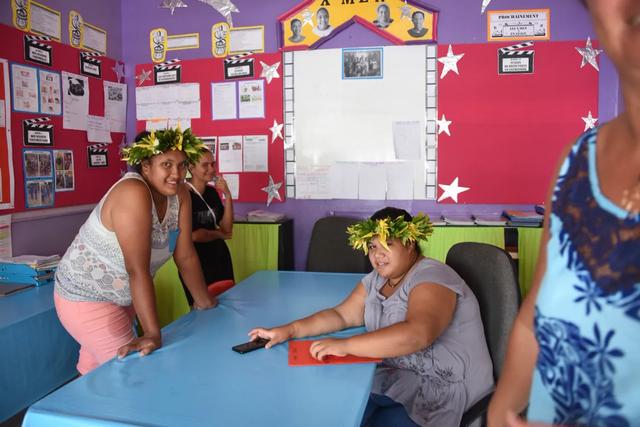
[87,145,108,168]
[25,178,54,209]
[23,149,53,178]
[342,48,383,80]
[54,149,74,191]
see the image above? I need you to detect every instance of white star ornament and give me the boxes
[159,0,187,15]
[136,69,152,86]
[437,45,464,79]
[582,111,598,131]
[575,37,603,71]
[261,176,283,206]
[260,61,281,84]
[437,114,452,136]
[270,120,284,143]
[438,177,470,203]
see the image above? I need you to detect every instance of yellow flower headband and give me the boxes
[121,126,206,165]
[346,213,433,254]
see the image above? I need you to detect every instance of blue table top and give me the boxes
[23,271,376,427]
[0,283,55,329]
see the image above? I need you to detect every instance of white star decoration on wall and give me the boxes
[301,9,315,27]
[260,61,281,84]
[400,2,412,20]
[437,45,464,79]
[437,114,452,136]
[576,37,603,71]
[136,69,152,86]
[270,120,284,143]
[196,0,239,26]
[261,175,282,206]
[159,0,187,15]
[582,111,598,131]
[481,0,492,14]
[112,62,125,83]
[438,177,470,203]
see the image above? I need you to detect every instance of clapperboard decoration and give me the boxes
[154,59,182,85]
[87,143,110,168]
[24,35,53,67]
[498,41,534,75]
[224,52,254,80]
[23,118,54,146]
[80,51,102,78]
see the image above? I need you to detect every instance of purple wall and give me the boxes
[4,1,619,271]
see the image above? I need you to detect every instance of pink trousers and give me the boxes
[54,291,136,375]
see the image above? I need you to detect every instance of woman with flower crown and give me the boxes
[249,207,493,426]
[53,128,217,375]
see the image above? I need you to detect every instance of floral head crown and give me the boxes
[121,126,206,166]
[346,213,433,254]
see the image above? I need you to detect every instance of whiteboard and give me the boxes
[292,45,428,199]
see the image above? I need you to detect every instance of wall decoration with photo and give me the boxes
[23,148,54,208]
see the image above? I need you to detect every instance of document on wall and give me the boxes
[145,118,191,131]
[386,161,415,200]
[11,64,38,113]
[358,162,387,200]
[0,214,12,258]
[238,79,265,119]
[330,162,359,199]
[211,82,237,120]
[86,115,112,143]
[136,83,201,120]
[295,165,331,199]
[62,71,89,130]
[39,69,62,115]
[0,101,5,127]
[221,173,239,200]
[392,121,422,160]
[104,81,127,132]
[242,135,268,172]
[217,135,243,172]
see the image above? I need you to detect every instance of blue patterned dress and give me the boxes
[528,127,640,426]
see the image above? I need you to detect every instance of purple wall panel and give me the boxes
[3,0,620,271]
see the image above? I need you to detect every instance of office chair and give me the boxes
[306,216,372,273]
[445,242,522,427]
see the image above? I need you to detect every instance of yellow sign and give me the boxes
[280,0,438,49]
[212,22,230,58]
[68,10,83,49]
[150,28,168,63]
[11,0,31,32]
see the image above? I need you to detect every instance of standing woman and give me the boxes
[54,128,217,375]
[182,147,234,304]
[488,0,640,425]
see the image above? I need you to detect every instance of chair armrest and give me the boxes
[459,392,492,427]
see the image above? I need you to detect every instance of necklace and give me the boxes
[385,254,420,289]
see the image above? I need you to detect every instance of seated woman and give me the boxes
[181,147,234,304]
[250,207,494,426]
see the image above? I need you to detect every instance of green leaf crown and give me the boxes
[121,127,206,165]
[346,213,433,254]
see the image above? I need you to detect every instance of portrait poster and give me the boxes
[62,71,89,130]
[38,69,61,115]
[11,63,38,113]
[53,149,74,191]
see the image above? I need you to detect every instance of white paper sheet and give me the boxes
[242,135,268,172]
[0,101,5,127]
[136,83,201,120]
[87,115,112,143]
[104,81,127,132]
[218,135,243,172]
[30,1,62,40]
[386,161,415,200]
[295,165,331,199]
[39,70,61,115]
[0,214,12,258]
[211,82,237,120]
[62,71,89,130]
[330,162,359,199]
[145,118,191,131]
[392,121,422,160]
[238,79,265,119]
[222,173,239,199]
[358,162,387,200]
[11,64,38,113]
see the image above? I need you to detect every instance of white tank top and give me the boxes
[55,173,179,306]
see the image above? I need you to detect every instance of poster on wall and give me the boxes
[87,144,109,168]
[54,149,74,191]
[104,81,127,132]
[0,59,16,210]
[24,35,52,66]
[80,52,102,78]
[23,148,54,208]
[30,1,61,41]
[487,9,550,42]
[217,135,243,172]
[238,79,265,119]
[62,71,89,130]
[212,81,238,120]
[23,117,54,146]
[82,23,107,55]
[11,63,39,113]
[38,69,61,115]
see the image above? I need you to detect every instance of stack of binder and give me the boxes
[0,254,60,286]
[472,213,507,226]
[503,210,544,227]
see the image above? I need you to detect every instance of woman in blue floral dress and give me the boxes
[488,0,640,426]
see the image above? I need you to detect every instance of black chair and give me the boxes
[445,242,522,427]
[306,216,372,273]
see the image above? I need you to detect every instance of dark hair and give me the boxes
[370,206,412,222]
[317,7,329,16]
[291,18,301,26]
[412,11,424,19]
[130,131,151,173]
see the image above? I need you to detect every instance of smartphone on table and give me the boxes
[232,337,270,354]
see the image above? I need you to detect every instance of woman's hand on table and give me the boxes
[248,325,294,349]
[309,338,348,361]
[193,294,218,310]
[117,335,161,359]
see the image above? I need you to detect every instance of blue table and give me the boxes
[23,271,377,427]
[0,283,79,422]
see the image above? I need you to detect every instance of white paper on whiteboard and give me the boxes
[330,162,359,199]
[295,165,331,199]
[392,120,422,160]
[386,161,415,200]
[212,82,237,120]
[222,173,240,200]
[136,83,200,120]
[358,162,387,200]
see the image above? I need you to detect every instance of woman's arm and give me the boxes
[248,282,367,348]
[310,282,456,361]
[105,180,161,357]
[174,183,217,309]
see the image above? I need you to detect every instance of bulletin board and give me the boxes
[0,23,124,213]
[134,52,284,204]
[437,40,599,204]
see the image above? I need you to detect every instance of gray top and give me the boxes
[362,257,494,426]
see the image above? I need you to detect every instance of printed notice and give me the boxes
[11,64,38,113]
[488,9,550,41]
[211,82,237,120]
[62,71,89,130]
[242,135,268,172]
[104,81,127,132]
[39,69,62,115]
[238,79,265,119]
[218,135,243,172]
